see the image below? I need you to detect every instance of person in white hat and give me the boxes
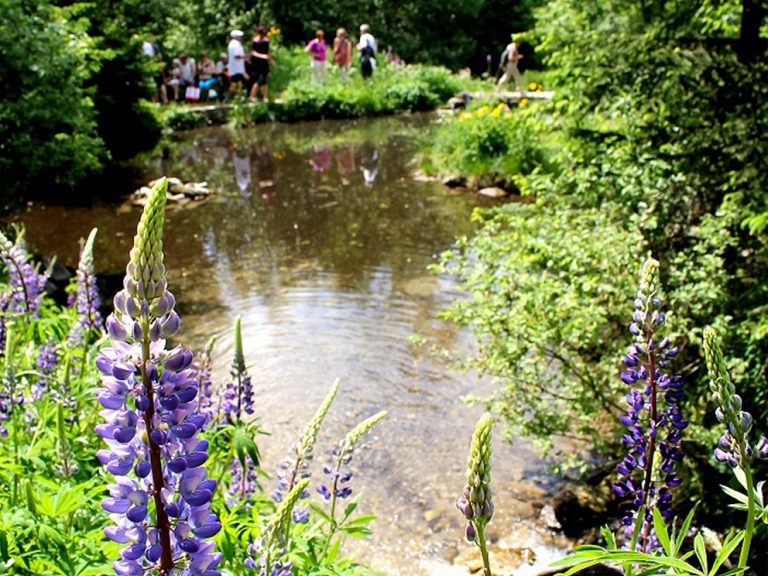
[227,30,248,96]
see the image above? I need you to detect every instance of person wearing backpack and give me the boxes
[496,35,524,94]
[357,24,377,80]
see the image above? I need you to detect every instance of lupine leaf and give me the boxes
[709,531,745,576]
[674,504,699,555]
[652,507,671,555]
[693,533,708,573]
[721,483,749,504]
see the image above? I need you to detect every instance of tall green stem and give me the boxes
[475,522,492,576]
[738,464,755,569]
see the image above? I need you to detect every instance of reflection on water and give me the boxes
[10,115,567,575]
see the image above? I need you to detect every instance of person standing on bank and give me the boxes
[249,25,274,101]
[333,28,353,82]
[496,35,524,94]
[357,24,377,80]
[227,30,248,97]
[306,29,328,84]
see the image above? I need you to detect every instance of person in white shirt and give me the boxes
[227,30,248,96]
[496,36,524,94]
[357,24,377,80]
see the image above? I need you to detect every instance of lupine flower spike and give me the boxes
[195,336,218,424]
[703,327,767,569]
[613,257,686,553]
[220,316,262,506]
[95,179,222,576]
[457,413,494,576]
[221,315,254,424]
[273,379,340,526]
[317,410,386,556]
[0,228,51,353]
[246,479,311,576]
[69,228,102,347]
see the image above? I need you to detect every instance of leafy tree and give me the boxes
[0,0,104,201]
[437,0,768,470]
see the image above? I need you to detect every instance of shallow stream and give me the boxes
[12,114,571,575]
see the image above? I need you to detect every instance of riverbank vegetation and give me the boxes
[1,0,535,204]
[160,55,472,131]
[428,0,768,546]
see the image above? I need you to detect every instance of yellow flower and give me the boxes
[526,82,543,92]
[519,98,529,108]
[476,105,490,117]
[459,111,470,121]
[268,26,281,37]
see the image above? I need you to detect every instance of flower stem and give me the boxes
[738,464,755,569]
[475,522,492,576]
[141,331,174,575]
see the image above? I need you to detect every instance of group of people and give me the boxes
[142,39,232,103]
[304,24,377,84]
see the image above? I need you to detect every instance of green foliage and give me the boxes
[432,0,768,478]
[0,225,384,575]
[424,101,553,178]
[228,61,467,126]
[0,0,105,200]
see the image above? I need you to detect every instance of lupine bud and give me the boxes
[704,327,758,469]
[273,380,340,508]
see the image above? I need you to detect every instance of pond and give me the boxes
[10,114,570,575]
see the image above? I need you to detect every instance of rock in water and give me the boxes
[478,187,510,198]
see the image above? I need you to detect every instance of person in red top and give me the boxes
[305,29,328,84]
[333,28,352,82]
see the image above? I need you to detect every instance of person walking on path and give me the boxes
[249,25,274,101]
[227,30,248,97]
[496,36,524,94]
[333,28,353,82]
[306,29,328,84]
[357,24,377,80]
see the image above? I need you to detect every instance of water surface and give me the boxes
[12,115,568,574]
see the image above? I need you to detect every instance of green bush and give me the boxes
[423,102,553,178]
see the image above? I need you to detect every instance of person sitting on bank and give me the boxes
[198,51,218,95]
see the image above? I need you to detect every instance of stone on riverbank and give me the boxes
[130,177,214,208]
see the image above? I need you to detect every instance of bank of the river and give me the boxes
[11,115,578,575]
[157,63,478,131]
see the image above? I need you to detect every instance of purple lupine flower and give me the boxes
[614,258,686,553]
[0,229,50,356]
[68,228,103,347]
[96,180,221,576]
[220,316,254,424]
[272,381,340,516]
[31,344,58,400]
[227,454,260,506]
[317,411,386,515]
[0,229,49,316]
[194,336,217,425]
